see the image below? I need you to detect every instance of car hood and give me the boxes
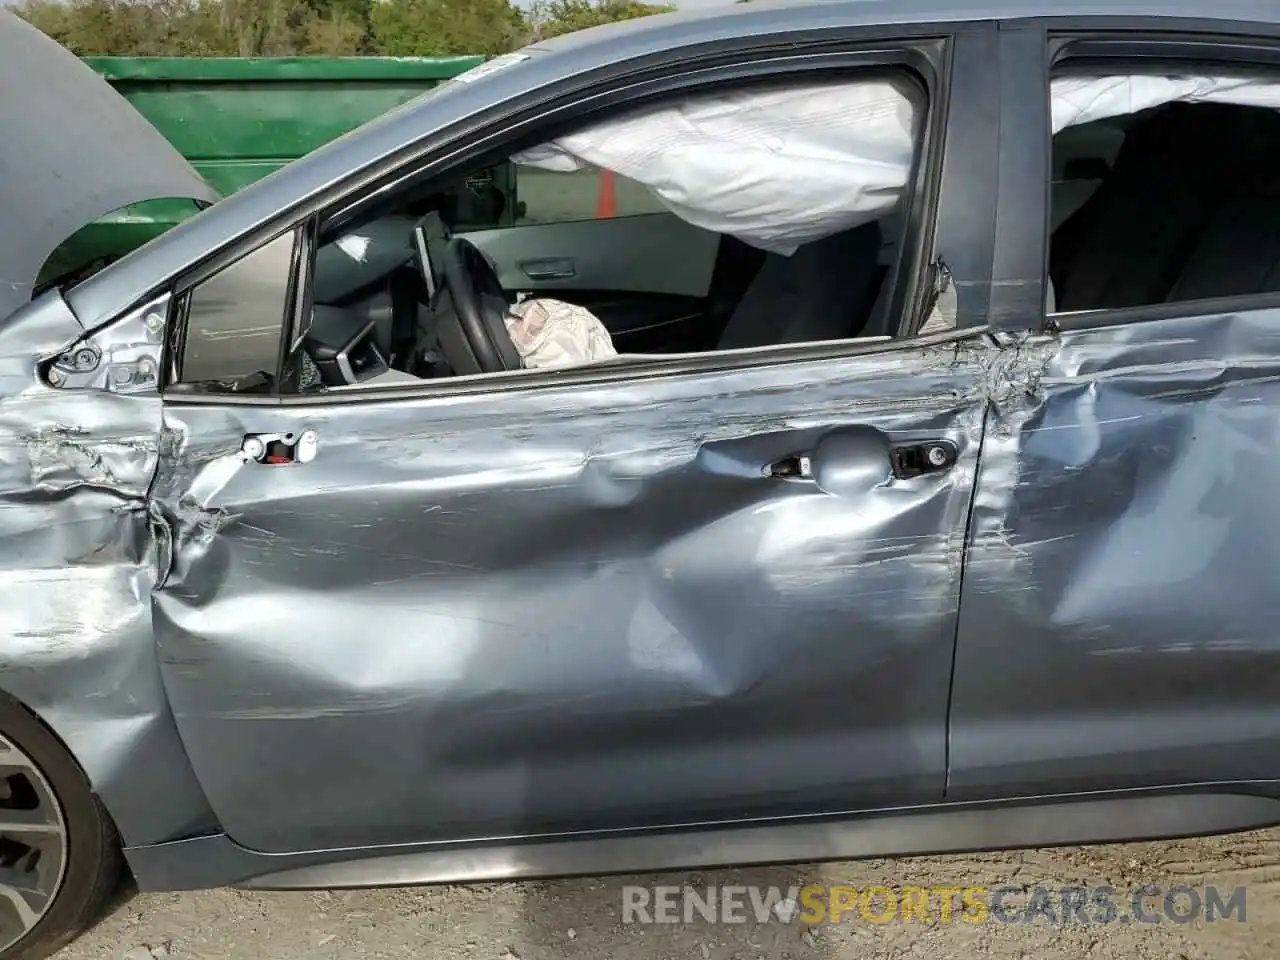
[0,10,219,321]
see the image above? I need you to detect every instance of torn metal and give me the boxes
[0,292,215,848]
[149,334,989,853]
[951,306,1280,799]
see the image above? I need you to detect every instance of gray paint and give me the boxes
[115,786,1280,890]
[0,0,1277,897]
[0,11,216,319]
[0,293,216,847]
[151,335,983,853]
[950,309,1280,797]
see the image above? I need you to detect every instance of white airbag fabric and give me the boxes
[1053,75,1280,133]
[513,77,921,255]
[504,298,617,369]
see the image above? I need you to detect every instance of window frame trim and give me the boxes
[166,225,303,392]
[1027,26,1280,334]
[162,23,998,406]
[164,324,990,409]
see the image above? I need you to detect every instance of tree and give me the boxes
[369,0,528,57]
[529,0,673,41]
[17,0,369,55]
[15,0,670,58]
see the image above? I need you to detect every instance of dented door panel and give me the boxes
[0,293,216,848]
[151,339,987,854]
[950,309,1280,798]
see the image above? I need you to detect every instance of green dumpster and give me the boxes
[42,55,491,287]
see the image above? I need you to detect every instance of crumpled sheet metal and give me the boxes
[150,336,990,854]
[12,289,1274,865]
[950,307,1280,799]
[0,293,215,847]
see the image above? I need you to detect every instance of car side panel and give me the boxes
[0,293,216,847]
[150,337,989,854]
[949,310,1280,798]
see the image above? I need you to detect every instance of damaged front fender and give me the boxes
[0,291,215,847]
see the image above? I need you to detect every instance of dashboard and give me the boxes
[302,212,454,387]
[303,306,390,386]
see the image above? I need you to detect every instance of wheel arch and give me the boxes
[0,678,219,850]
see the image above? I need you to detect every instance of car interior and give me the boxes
[291,174,907,392]
[286,72,924,392]
[1049,97,1280,314]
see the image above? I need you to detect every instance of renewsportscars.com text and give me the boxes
[621,883,1247,927]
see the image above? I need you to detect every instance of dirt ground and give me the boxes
[54,828,1279,960]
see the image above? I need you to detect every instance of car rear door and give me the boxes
[948,25,1280,803]
[147,27,1001,857]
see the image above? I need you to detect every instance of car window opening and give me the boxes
[261,71,932,393]
[1048,72,1280,316]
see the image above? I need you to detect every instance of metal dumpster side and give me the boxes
[85,55,486,194]
[43,56,487,287]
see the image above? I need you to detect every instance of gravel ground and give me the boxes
[55,828,1279,960]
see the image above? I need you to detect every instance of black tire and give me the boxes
[0,694,122,960]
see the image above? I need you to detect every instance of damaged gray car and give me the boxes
[4,0,1280,955]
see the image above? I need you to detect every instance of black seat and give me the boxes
[716,222,884,350]
[1166,192,1280,303]
[1051,102,1280,312]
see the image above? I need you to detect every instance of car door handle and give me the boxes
[520,258,576,280]
[766,428,957,495]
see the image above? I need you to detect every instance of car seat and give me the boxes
[1050,102,1280,311]
[715,222,885,350]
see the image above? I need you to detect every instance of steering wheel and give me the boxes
[435,237,523,374]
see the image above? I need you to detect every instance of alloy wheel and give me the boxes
[0,734,66,953]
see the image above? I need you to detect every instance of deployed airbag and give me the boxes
[1053,74,1280,133]
[504,297,617,369]
[513,76,922,255]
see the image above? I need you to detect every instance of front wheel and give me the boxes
[0,695,121,959]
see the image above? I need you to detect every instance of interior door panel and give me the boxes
[459,213,721,298]
[557,291,710,352]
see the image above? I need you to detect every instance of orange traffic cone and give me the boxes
[595,169,618,219]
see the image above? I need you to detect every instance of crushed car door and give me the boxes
[949,31,1280,803]
[147,26,1001,857]
[151,336,990,854]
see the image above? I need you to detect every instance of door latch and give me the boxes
[891,440,957,478]
[241,431,318,465]
[767,454,812,480]
[768,440,956,483]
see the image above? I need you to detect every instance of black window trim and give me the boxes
[162,224,304,394]
[162,22,1000,407]
[1008,23,1280,334]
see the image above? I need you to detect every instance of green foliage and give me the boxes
[16,0,368,56]
[14,0,673,56]
[529,0,674,41]
[369,0,528,57]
